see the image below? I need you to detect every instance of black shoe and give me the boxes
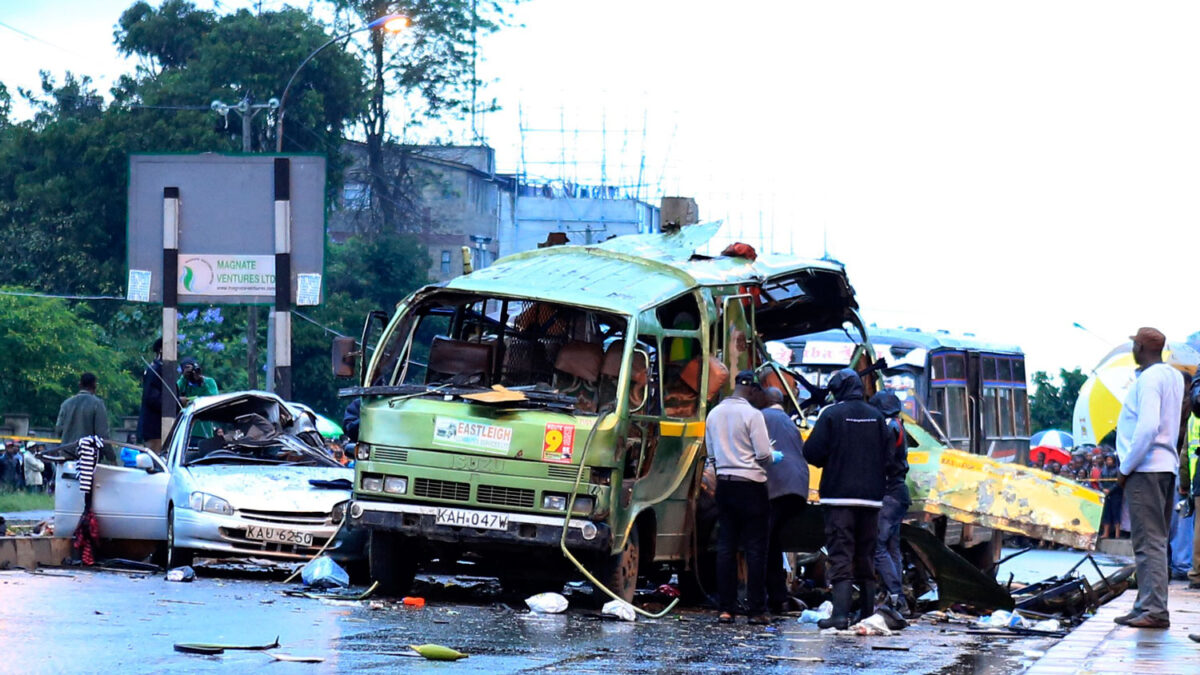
[856,580,877,625]
[1114,610,1143,625]
[1188,581,1200,590]
[818,580,852,630]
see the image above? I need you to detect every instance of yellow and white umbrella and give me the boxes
[1072,341,1199,445]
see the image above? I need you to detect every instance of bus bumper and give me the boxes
[349,499,612,553]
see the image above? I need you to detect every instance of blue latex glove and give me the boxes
[771,450,784,464]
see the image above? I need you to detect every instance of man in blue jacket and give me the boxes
[762,386,809,614]
[803,368,898,629]
[870,390,911,615]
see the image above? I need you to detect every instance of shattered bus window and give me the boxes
[371,293,629,415]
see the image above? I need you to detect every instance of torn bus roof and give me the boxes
[904,425,1104,550]
[445,221,852,316]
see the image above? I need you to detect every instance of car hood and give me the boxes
[180,465,351,513]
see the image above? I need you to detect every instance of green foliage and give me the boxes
[0,491,54,512]
[1030,367,1088,433]
[0,1,513,423]
[0,291,139,428]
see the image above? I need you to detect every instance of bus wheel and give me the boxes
[595,522,640,604]
[368,530,417,596]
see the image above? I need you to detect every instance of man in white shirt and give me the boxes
[705,369,775,625]
[1114,327,1184,629]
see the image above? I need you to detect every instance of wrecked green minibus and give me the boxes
[335,223,865,599]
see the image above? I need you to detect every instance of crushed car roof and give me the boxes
[443,221,850,315]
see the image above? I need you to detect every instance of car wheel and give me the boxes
[167,505,194,569]
[368,530,417,596]
[594,521,640,604]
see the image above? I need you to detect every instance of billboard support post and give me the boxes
[273,158,293,400]
[161,187,181,436]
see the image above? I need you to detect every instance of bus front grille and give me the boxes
[373,447,409,463]
[476,484,535,509]
[413,477,470,502]
[546,465,579,480]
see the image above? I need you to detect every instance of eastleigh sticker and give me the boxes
[433,417,514,453]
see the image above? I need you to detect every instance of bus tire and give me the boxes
[595,521,640,604]
[368,530,417,596]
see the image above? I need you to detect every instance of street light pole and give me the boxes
[212,96,279,390]
[267,13,406,399]
[274,13,408,152]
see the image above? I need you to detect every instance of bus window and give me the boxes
[998,387,1014,436]
[945,387,968,440]
[931,355,946,380]
[983,387,999,437]
[1013,359,1026,384]
[984,357,999,382]
[664,337,704,419]
[944,353,966,381]
[1014,389,1029,435]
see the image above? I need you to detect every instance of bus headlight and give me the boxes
[571,496,595,515]
[361,474,383,492]
[383,476,408,494]
[543,494,567,511]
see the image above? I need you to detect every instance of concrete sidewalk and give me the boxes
[1025,580,1200,674]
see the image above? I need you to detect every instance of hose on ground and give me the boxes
[558,412,680,619]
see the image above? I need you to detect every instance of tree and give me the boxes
[330,0,516,235]
[0,290,139,429]
[1030,367,1088,433]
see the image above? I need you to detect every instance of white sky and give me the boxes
[2,1,1197,383]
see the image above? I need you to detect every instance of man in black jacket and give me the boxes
[869,390,912,615]
[803,368,898,629]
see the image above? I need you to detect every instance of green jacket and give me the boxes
[178,375,219,438]
[55,390,110,445]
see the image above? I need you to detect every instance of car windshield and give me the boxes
[181,395,339,468]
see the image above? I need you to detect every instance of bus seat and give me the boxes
[427,336,494,385]
[554,341,603,382]
[680,355,729,401]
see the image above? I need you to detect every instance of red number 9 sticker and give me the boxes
[542,423,575,464]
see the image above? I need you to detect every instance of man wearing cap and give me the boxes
[178,358,220,438]
[803,368,897,630]
[1114,327,1184,629]
[705,369,775,624]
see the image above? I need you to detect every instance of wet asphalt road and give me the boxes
[0,561,1072,675]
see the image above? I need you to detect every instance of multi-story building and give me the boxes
[329,142,660,281]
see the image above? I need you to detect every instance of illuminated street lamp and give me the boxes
[274,13,409,152]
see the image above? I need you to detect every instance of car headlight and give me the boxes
[383,476,408,494]
[356,443,371,461]
[361,473,383,491]
[543,494,567,511]
[189,491,233,516]
[331,500,348,523]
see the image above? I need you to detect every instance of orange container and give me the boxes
[402,596,426,608]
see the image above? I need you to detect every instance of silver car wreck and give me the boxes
[53,391,364,567]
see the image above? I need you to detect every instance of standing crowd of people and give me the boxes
[704,367,907,627]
